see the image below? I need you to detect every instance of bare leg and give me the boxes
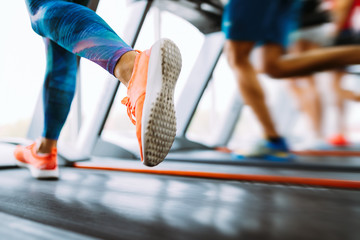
[225,40,279,138]
[290,77,323,138]
[288,40,323,138]
[38,138,58,154]
[333,71,360,101]
[260,44,360,78]
[333,71,347,135]
[114,51,138,87]
[304,78,323,138]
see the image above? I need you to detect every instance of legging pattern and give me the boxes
[25,0,133,139]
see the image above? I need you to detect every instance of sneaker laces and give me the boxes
[121,96,137,125]
[121,49,143,126]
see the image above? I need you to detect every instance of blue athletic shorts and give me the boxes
[222,0,301,47]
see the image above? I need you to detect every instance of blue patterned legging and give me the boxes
[26,0,133,139]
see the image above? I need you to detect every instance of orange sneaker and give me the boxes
[14,142,59,179]
[328,134,349,147]
[121,38,182,166]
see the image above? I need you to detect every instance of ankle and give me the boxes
[114,50,138,87]
[37,138,57,154]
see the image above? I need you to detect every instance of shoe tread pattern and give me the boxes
[143,39,182,166]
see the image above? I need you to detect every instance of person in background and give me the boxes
[288,0,333,146]
[328,0,360,146]
[222,0,360,160]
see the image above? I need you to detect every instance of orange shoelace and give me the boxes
[121,96,137,125]
[121,50,146,126]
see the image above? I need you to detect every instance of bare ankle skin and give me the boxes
[37,138,57,154]
[113,50,138,87]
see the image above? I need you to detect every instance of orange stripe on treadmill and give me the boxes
[292,150,360,157]
[73,163,360,189]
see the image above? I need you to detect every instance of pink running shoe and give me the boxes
[14,142,59,179]
[121,38,182,166]
[328,134,349,147]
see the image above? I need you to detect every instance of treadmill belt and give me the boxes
[0,167,359,240]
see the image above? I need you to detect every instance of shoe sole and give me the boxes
[142,39,182,166]
[16,160,59,179]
